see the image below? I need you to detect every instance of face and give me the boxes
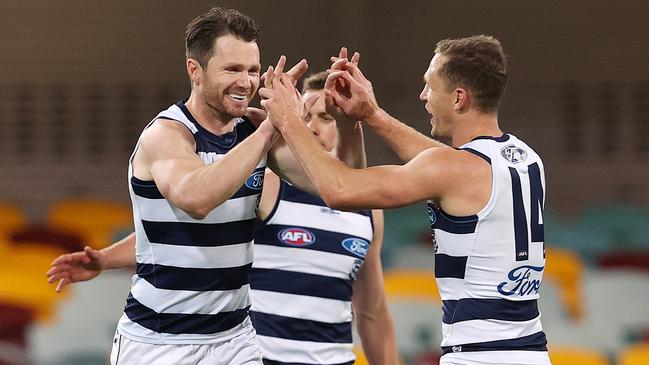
[303,90,337,152]
[194,34,261,119]
[419,54,456,139]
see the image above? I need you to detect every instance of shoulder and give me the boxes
[139,118,196,154]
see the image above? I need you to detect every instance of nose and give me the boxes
[236,72,252,89]
[419,85,429,102]
[307,119,320,135]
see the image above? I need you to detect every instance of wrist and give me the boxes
[365,107,388,126]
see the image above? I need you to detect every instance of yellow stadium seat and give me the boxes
[47,198,132,249]
[549,347,609,365]
[352,346,369,365]
[0,242,67,321]
[0,201,27,239]
[383,269,441,304]
[618,343,649,365]
[544,247,585,321]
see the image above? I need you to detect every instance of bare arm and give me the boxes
[136,118,277,219]
[353,210,397,365]
[47,232,136,292]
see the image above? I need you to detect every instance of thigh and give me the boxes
[201,325,262,365]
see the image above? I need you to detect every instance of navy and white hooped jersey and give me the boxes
[251,180,373,365]
[118,101,266,345]
[430,134,550,365]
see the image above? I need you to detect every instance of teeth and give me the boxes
[228,94,246,101]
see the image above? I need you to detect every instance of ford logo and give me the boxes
[245,170,264,190]
[342,238,369,258]
[278,228,316,247]
[497,265,544,296]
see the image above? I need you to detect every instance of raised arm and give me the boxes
[352,210,397,365]
[47,232,136,292]
[135,118,277,219]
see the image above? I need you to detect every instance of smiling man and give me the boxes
[261,36,551,365]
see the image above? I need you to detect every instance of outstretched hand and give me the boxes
[325,47,379,122]
[47,246,104,293]
[259,72,304,131]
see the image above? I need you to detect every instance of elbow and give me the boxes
[171,193,211,220]
[321,186,356,211]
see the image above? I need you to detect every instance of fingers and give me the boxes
[286,59,308,85]
[329,58,348,72]
[351,51,360,65]
[343,61,369,83]
[303,92,320,111]
[263,65,274,88]
[274,55,286,75]
[56,278,70,293]
[259,87,274,100]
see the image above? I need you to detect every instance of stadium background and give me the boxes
[1,1,648,364]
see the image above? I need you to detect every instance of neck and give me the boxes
[451,112,502,147]
[185,91,238,135]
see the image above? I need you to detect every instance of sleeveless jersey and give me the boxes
[118,101,266,344]
[251,180,374,365]
[430,134,550,365]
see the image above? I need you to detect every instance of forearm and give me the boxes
[167,127,275,217]
[335,120,367,168]
[99,232,137,270]
[356,303,397,365]
[367,108,442,162]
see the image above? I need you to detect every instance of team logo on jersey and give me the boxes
[349,258,363,280]
[245,170,264,190]
[278,228,316,247]
[497,265,544,296]
[427,201,439,253]
[342,238,369,258]
[500,145,528,164]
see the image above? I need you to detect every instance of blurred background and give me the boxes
[1,1,648,364]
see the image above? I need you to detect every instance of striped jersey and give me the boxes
[118,101,266,344]
[251,180,374,365]
[430,134,550,365]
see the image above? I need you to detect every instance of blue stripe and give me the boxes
[130,177,164,199]
[435,254,467,279]
[254,226,370,258]
[280,181,371,216]
[124,293,249,334]
[471,134,510,143]
[263,360,353,365]
[137,262,251,291]
[251,311,352,344]
[460,147,491,164]
[509,167,529,261]
[251,268,352,301]
[141,218,256,247]
[441,331,547,354]
[432,207,478,234]
[442,299,540,324]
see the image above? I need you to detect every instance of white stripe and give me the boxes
[256,335,354,364]
[118,314,255,345]
[250,289,352,323]
[134,194,259,224]
[197,152,267,168]
[441,351,550,365]
[252,244,356,280]
[271,200,373,240]
[440,316,543,346]
[137,241,253,269]
[157,105,198,133]
[436,278,467,300]
[434,229,476,256]
[130,277,251,314]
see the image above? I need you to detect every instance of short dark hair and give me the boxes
[301,71,328,93]
[185,7,260,68]
[434,35,508,114]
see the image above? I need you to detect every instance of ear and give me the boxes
[454,87,470,113]
[187,58,202,86]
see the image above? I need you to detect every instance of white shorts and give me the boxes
[109,325,262,365]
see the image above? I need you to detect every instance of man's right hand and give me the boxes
[47,246,105,293]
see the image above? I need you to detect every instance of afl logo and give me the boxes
[278,228,316,247]
[342,238,369,258]
[245,170,264,190]
[501,145,528,164]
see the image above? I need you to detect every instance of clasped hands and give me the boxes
[259,47,379,132]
